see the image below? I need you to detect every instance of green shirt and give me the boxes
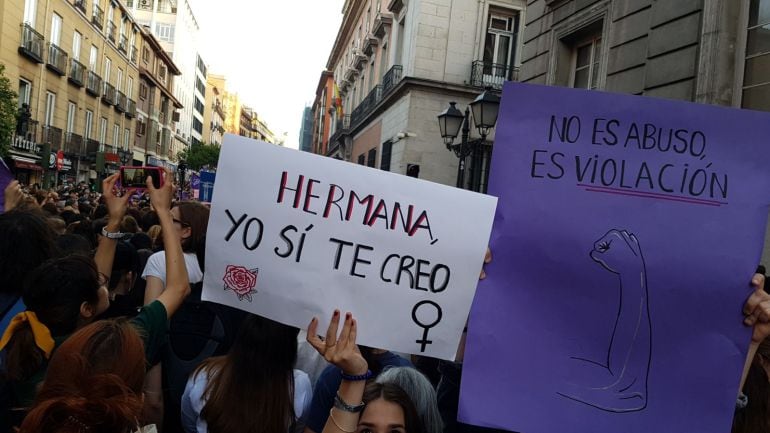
[12,300,169,407]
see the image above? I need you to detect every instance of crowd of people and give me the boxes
[1,172,770,433]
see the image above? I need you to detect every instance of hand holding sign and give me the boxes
[307,310,368,376]
[743,273,770,343]
[3,181,24,212]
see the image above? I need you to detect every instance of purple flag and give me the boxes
[459,83,770,433]
[0,159,14,212]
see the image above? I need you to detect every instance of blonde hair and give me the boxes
[147,225,162,248]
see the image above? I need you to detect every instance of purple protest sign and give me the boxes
[0,159,14,212]
[459,83,770,433]
[190,173,200,190]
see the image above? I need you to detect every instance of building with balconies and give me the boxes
[190,53,206,147]
[203,73,226,145]
[1,0,142,184]
[311,70,335,156]
[126,0,202,163]
[313,0,523,186]
[135,26,182,167]
[223,89,241,136]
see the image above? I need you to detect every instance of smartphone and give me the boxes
[120,166,163,189]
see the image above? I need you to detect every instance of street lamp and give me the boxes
[437,89,501,191]
[178,159,187,201]
[118,148,132,166]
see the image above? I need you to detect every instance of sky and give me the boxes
[187,0,346,149]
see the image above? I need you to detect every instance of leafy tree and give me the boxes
[0,64,17,157]
[179,142,221,171]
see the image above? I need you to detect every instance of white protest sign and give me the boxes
[202,134,497,360]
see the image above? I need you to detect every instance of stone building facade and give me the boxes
[315,0,526,188]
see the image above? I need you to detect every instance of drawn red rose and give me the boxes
[223,265,258,296]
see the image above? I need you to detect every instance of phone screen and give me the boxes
[120,167,161,189]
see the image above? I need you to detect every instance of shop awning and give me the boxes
[14,161,42,171]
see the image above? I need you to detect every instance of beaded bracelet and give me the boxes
[340,369,372,381]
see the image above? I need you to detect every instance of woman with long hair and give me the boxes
[142,201,209,299]
[306,311,425,433]
[0,173,132,410]
[0,170,190,427]
[180,314,312,433]
[18,319,147,433]
[142,201,209,426]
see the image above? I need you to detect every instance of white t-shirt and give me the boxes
[180,368,312,433]
[141,251,204,284]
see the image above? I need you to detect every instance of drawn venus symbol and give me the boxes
[412,300,443,352]
[223,264,259,302]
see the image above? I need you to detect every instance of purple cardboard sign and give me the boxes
[459,83,770,433]
[0,159,14,212]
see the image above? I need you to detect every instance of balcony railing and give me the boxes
[118,35,128,54]
[19,24,44,63]
[470,60,519,91]
[115,91,127,112]
[214,102,225,119]
[92,4,104,30]
[86,71,102,97]
[64,132,83,155]
[73,0,87,13]
[351,85,382,126]
[68,59,86,87]
[42,126,63,151]
[102,82,117,105]
[12,121,39,153]
[125,99,137,118]
[46,44,68,76]
[382,64,403,96]
[106,22,117,43]
[131,46,138,63]
[86,138,100,154]
[328,114,351,148]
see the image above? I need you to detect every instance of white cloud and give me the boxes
[187,0,345,149]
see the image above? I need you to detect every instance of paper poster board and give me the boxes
[202,135,497,360]
[459,82,770,433]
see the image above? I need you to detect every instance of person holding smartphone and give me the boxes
[141,198,210,427]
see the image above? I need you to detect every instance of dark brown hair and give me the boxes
[5,255,101,382]
[19,319,146,433]
[0,210,58,297]
[174,201,210,253]
[362,382,424,433]
[196,314,299,433]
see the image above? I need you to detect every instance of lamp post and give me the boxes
[178,159,187,201]
[437,90,501,192]
[118,148,132,166]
